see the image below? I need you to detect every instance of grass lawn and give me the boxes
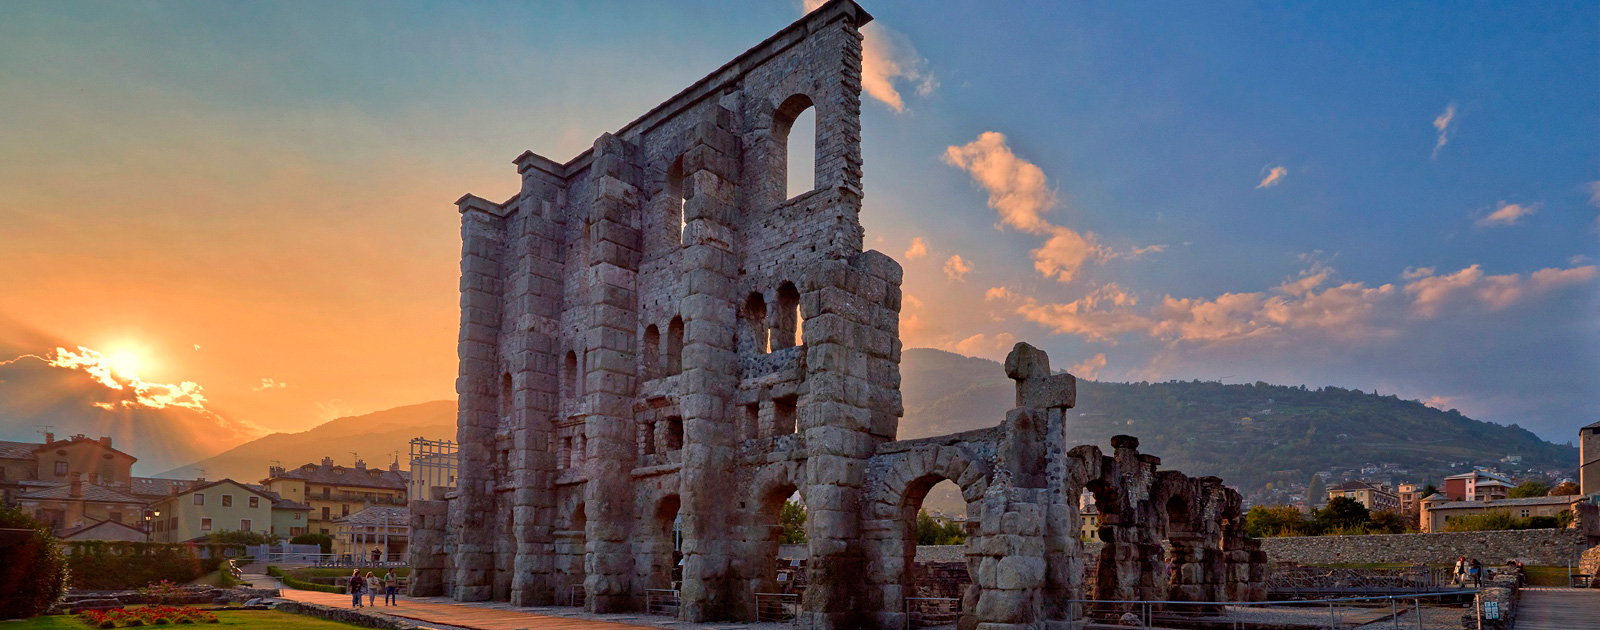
[190,569,238,588]
[3,610,372,630]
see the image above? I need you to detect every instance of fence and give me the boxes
[906,596,960,629]
[563,584,586,608]
[257,551,407,568]
[1269,564,1454,597]
[646,588,680,617]
[1068,591,1480,630]
[755,592,800,623]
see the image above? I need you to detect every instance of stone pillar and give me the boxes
[678,105,742,621]
[970,484,1049,630]
[450,194,507,602]
[508,159,567,607]
[1090,436,1165,610]
[408,499,448,597]
[581,133,643,613]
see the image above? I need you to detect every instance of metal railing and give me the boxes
[755,592,800,624]
[645,588,680,617]
[1068,591,1479,630]
[1269,564,1453,597]
[906,596,960,629]
[259,552,407,568]
[564,584,585,608]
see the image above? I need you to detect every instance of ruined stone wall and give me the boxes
[1260,528,1589,567]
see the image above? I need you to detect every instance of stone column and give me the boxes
[408,498,448,596]
[450,194,508,602]
[678,105,742,621]
[581,133,643,613]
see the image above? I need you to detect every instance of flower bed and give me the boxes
[77,606,221,628]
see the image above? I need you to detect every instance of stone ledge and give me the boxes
[272,600,422,629]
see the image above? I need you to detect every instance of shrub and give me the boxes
[0,505,70,619]
[267,565,345,594]
[64,542,244,590]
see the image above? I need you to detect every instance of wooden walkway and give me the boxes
[244,572,657,630]
[1516,587,1600,630]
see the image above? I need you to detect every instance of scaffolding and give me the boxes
[409,437,458,501]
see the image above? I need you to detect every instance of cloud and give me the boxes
[943,332,1017,360]
[944,255,973,282]
[1588,181,1600,207]
[1032,226,1111,283]
[943,132,1058,234]
[904,237,927,260]
[1256,166,1287,189]
[1069,353,1107,380]
[1402,265,1482,317]
[804,0,934,113]
[252,377,288,391]
[1015,283,1152,342]
[1475,201,1539,227]
[1403,263,1597,316]
[1421,395,1452,410]
[904,293,924,309]
[1432,103,1456,158]
[984,287,1016,302]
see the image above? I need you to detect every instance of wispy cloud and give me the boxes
[944,254,972,282]
[941,332,1017,360]
[1475,201,1539,227]
[252,377,288,391]
[804,0,934,113]
[904,237,928,260]
[1069,353,1107,380]
[1432,103,1456,158]
[1256,165,1287,189]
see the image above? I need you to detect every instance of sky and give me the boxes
[0,1,1595,445]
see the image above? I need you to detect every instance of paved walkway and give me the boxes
[1516,587,1600,630]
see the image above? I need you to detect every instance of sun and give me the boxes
[104,349,144,380]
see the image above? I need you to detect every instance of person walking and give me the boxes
[365,571,379,606]
[348,570,365,608]
[382,569,398,606]
[1453,556,1468,586]
[1468,558,1482,588]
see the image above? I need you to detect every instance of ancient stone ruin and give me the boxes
[408,2,1267,628]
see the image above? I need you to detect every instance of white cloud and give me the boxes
[943,255,972,282]
[1432,103,1456,158]
[1032,226,1111,283]
[1475,201,1539,228]
[1015,284,1151,343]
[943,332,1017,360]
[943,132,1058,234]
[904,237,928,260]
[1069,353,1107,380]
[805,0,934,113]
[984,286,1015,302]
[1403,263,1598,316]
[1256,166,1287,189]
[252,377,288,391]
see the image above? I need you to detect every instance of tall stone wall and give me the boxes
[1260,529,1588,567]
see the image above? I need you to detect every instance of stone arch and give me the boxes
[642,324,661,380]
[741,460,807,615]
[642,493,683,592]
[665,316,684,376]
[666,155,687,246]
[741,291,769,355]
[864,446,991,627]
[562,350,579,400]
[771,281,802,351]
[772,93,817,200]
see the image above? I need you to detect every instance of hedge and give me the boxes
[267,566,346,594]
[0,506,69,619]
[64,541,247,590]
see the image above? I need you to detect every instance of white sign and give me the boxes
[1483,601,1500,620]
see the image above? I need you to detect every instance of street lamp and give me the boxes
[143,509,161,535]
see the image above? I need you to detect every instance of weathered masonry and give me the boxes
[408,2,1266,628]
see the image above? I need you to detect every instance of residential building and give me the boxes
[16,472,147,533]
[1397,483,1422,514]
[147,478,276,543]
[268,493,314,538]
[0,433,137,506]
[1442,468,1516,502]
[1326,480,1401,512]
[260,457,409,536]
[59,519,149,542]
[1419,494,1582,533]
[1582,421,1600,497]
[1080,503,1100,541]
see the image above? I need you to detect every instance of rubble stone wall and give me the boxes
[1260,528,1588,567]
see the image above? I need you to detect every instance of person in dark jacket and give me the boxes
[349,569,365,607]
[1468,559,1483,588]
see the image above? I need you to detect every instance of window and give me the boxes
[743,292,769,354]
[774,93,817,199]
[201,518,212,531]
[773,282,802,350]
[666,317,684,376]
[641,422,656,456]
[249,497,259,509]
[194,493,205,506]
[665,417,684,451]
[222,494,233,507]
[54,461,68,475]
[500,372,514,419]
[667,156,687,246]
[240,519,252,532]
[342,504,349,517]
[642,325,660,380]
[1520,509,1531,518]
[563,350,579,399]
[775,397,798,435]
[321,507,330,520]
[320,528,328,535]
[294,513,302,521]
[322,487,330,499]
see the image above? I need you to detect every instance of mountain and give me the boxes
[899,348,1576,511]
[159,401,455,481]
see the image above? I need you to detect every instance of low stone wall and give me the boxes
[272,600,421,629]
[1260,528,1587,566]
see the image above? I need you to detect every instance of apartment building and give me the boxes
[260,458,409,536]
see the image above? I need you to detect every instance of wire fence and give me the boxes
[646,588,681,617]
[755,592,800,624]
[1068,591,1480,630]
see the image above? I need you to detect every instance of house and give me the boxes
[1326,480,1401,512]
[1442,468,1516,502]
[1397,483,1422,514]
[261,458,409,537]
[58,519,149,542]
[16,473,148,533]
[1419,494,1582,533]
[0,433,138,506]
[147,478,277,543]
[1080,503,1100,542]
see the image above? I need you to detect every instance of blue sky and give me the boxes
[0,0,1595,442]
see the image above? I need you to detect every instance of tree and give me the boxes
[290,532,333,554]
[1366,510,1408,534]
[1244,505,1309,538]
[915,511,967,546]
[0,506,69,619]
[1315,497,1370,533]
[1508,481,1550,499]
[1306,474,1326,508]
[778,500,807,544]
[1549,481,1580,496]
[1420,484,1438,498]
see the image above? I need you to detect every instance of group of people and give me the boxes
[349,569,400,607]
[1452,556,1527,588]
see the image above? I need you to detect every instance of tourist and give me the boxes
[1453,556,1468,586]
[372,546,383,565]
[366,571,380,606]
[349,570,365,608]
[1468,558,1482,588]
[383,569,398,606]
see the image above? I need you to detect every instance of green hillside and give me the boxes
[900,348,1576,505]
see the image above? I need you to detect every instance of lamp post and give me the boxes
[143,509,161,536]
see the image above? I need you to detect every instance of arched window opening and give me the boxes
[649,495,684,591]
[563,351,579,400]
[499,373,513,419]
[667,157,687,246]
[664,416,684,451]
[896,475,969,617]
[774,94,816,200]
[758,485,806,593]
[774,396,798,436]
[743,291,769,355]
[642,325,661,380]
[666,317,685,376]
[772,282,802,350]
